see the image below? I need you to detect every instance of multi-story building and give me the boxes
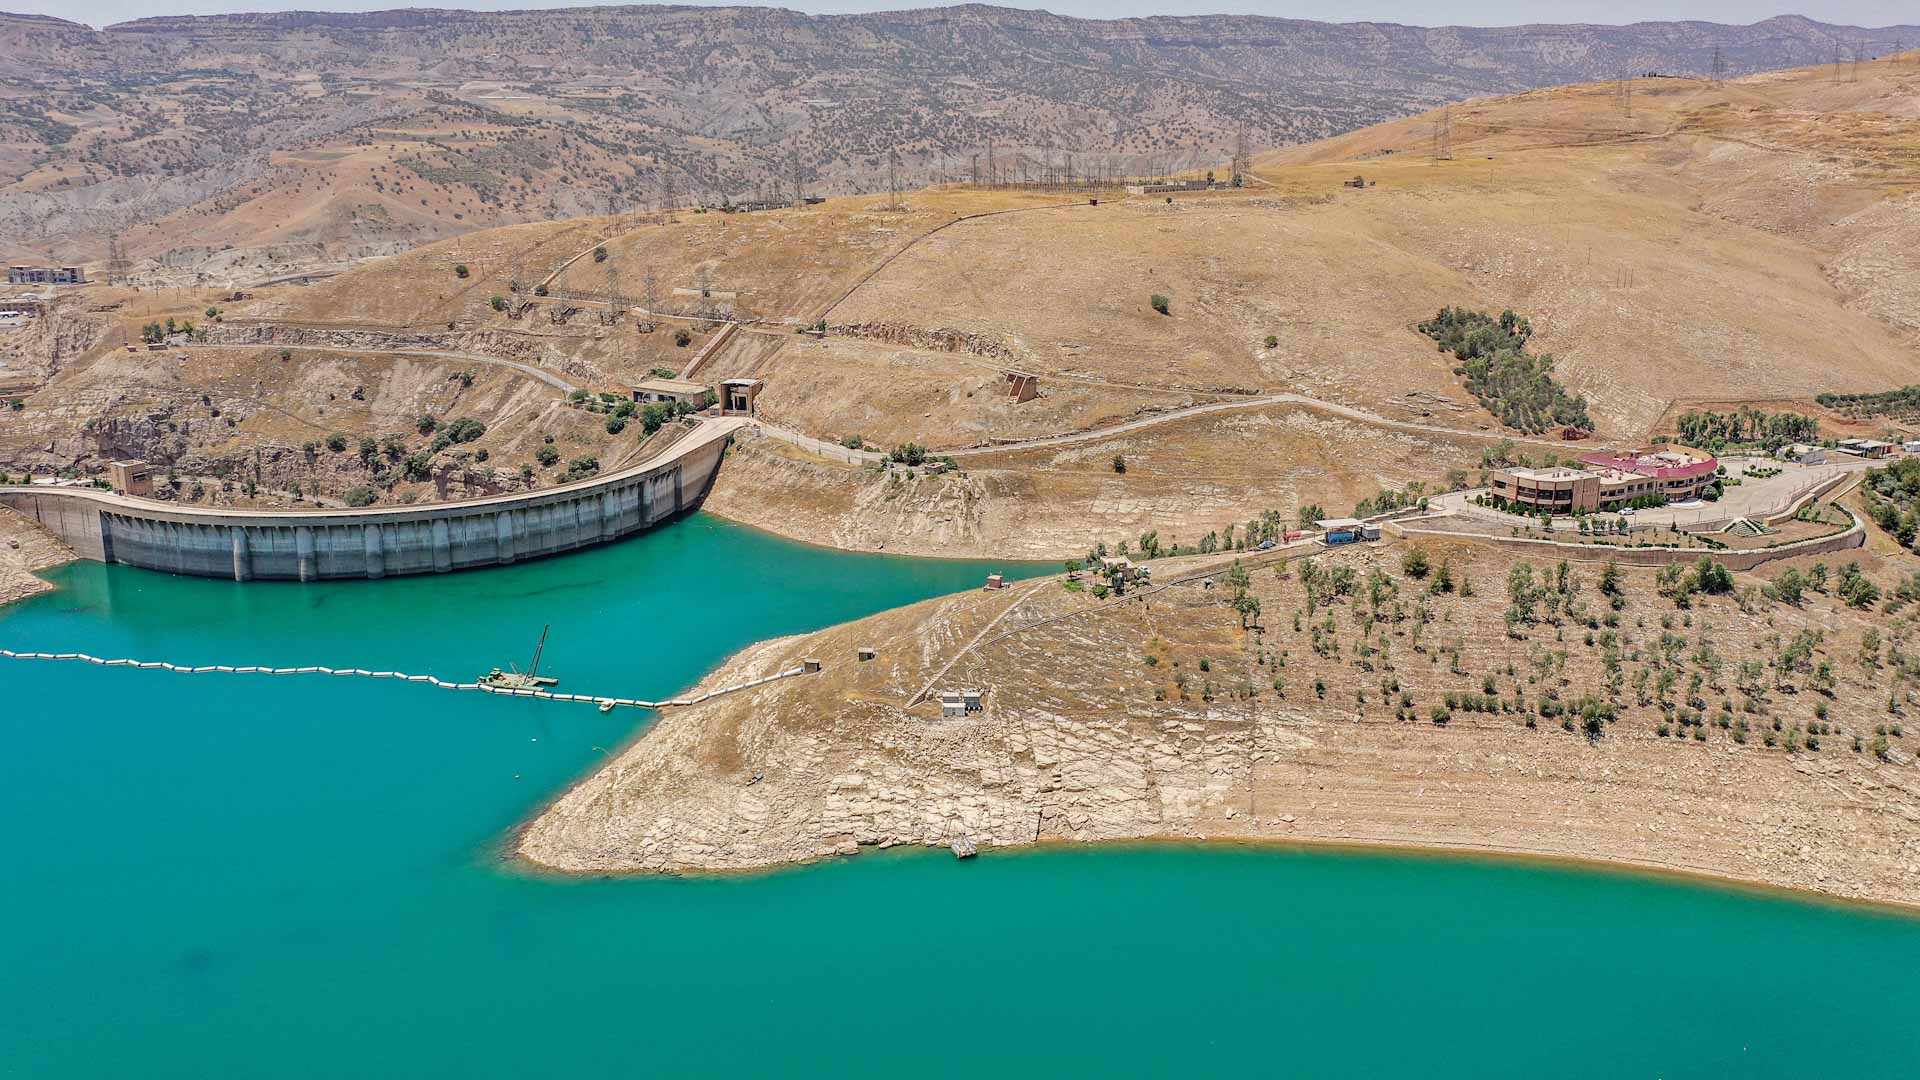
[1489,444,1717,514]
[7,266,87,286]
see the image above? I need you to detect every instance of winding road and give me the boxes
[941,392,1576,459]
[184,343,581,394]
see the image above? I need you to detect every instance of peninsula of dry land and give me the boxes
[520,533,1920,908]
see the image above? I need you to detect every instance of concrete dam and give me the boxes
[0,419,740,583]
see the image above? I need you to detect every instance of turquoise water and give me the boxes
[3,512,1917,1078]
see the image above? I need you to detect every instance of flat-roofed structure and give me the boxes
[1836,438,1892,459]
[1488,467,1600,513]
[1491,444,1718,514]
[720,378,763,417]
[7,266,86,286]
[107,460,154,498]
[631,377,711,405]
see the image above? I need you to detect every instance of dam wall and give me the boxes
[0,420,736,582]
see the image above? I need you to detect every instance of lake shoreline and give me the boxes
[516,539,1920,911]
[510,824,1920,920]
[0,508,70,609]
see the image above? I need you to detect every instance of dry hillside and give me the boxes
[6,57,1920,559]
[520,532,1920,906]
[7,8,1909,278]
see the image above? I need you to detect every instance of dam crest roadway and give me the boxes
[0,418,743,583]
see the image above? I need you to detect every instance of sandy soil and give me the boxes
[520,536,1920,908]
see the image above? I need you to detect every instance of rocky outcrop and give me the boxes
[827,321,1021,364]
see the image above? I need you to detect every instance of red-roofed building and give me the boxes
[1490,444,1717,514]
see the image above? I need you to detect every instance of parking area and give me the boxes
[1431,456,1868,533]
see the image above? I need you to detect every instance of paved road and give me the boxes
[184,343,580,395]
[2,418,744,520]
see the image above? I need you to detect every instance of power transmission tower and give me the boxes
[1231,122,1251,187]
[1710,46,1725,84]
[786,150,805,206]
[1851,45,1861,82]
[1432,104,1452,163]
[1619,76,1632,118]
[105,235,130,284]
[886,150,901,209]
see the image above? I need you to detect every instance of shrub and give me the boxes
[401,453,433,482]
[343,486,377,507]
[564,455,600,481]
[1401,547,1430,579]
[443,417,486,443]
[1264,335,1278,348]
[889,443,928,466]
[490,295,506,311]
[674,329,692,347]
[1112,455,1127,474]
[536,445,560,467]
[325,432,349,453]
[453,264,469,278]
[592,246,608,263]
[1150,294,1170,315]
[606,416,628,435]
[417,415,438,435]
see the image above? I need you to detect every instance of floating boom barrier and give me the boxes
[0,649,810,711]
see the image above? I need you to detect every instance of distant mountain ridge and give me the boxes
[0,6,1912,264]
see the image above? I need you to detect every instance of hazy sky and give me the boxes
[14,1,1919,33]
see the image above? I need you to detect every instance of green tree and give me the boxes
[1401,546,1430,579]
[1150,294,1170,315]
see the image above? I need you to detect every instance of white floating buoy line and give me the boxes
[0,649,815,710]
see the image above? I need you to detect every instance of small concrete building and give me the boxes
[631,377,711,405]
[984,572,1006,590]
[107,460,154,497]
[1098,555,1136,582]
[1838,438,1893,459]
[720,378,764,417]
[1780,443,1825,464]
[940,692,965,718]
[1317,517,1379,544]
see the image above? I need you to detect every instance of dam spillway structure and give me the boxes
[0,419,740,583]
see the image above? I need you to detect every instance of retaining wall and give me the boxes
[1394,516,1864,569]
[0,420,736,582]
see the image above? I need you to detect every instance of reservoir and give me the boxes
[4,513,1917,1077]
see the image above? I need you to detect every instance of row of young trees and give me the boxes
[1418,307,1592,434]
[1671,407,1818,450]
[1815,385,1920,422]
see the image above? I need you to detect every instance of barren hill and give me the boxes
[6,54,1920,561]
[1,6,1914,277]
